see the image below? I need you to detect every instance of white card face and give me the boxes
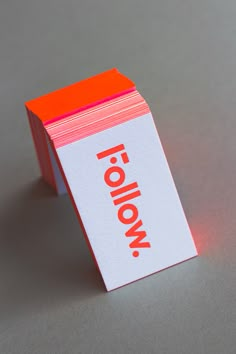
[56,113,197,291]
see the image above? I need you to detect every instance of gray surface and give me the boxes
[0,0,235,353]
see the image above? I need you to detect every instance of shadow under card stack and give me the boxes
[25,68,197,291]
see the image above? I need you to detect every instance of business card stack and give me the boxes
[25,68,197,291]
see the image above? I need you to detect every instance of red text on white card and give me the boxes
[97,144,151,257]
